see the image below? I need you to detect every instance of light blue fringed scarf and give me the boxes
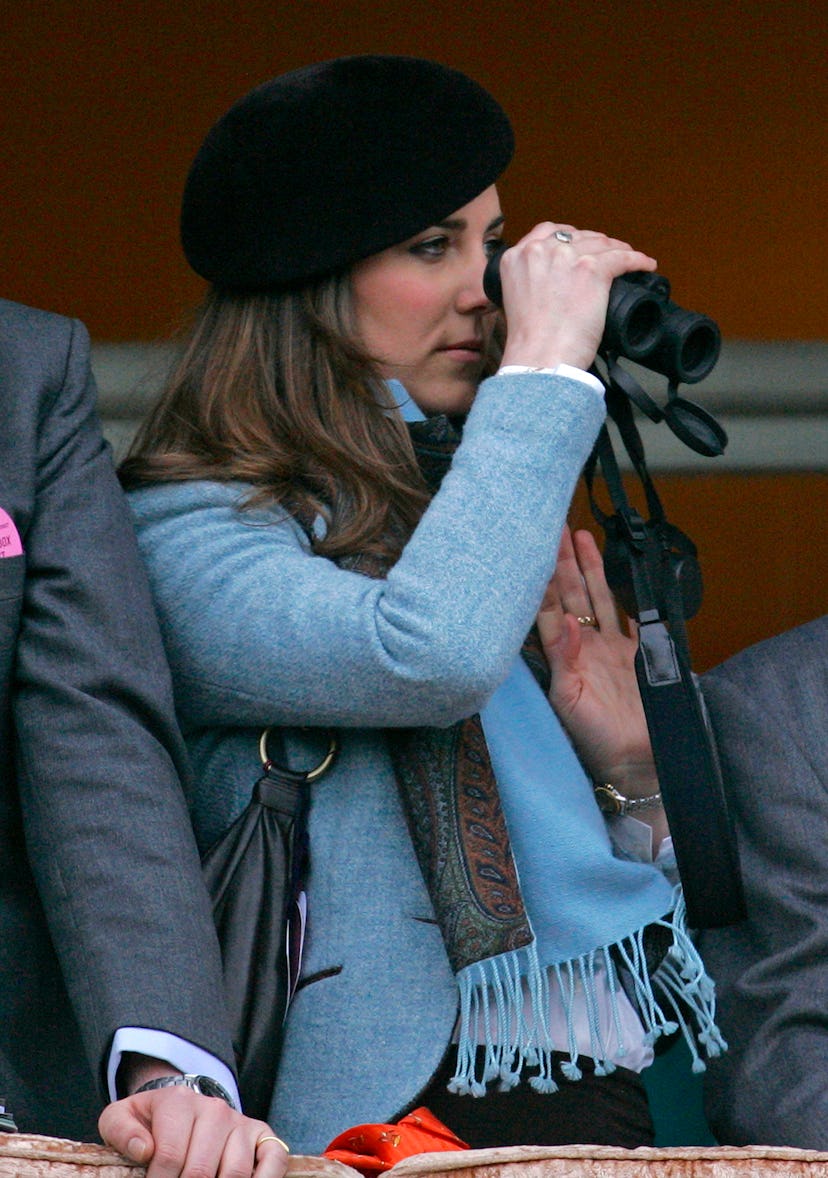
[470,657,725,1093]
[386,390,725,1098]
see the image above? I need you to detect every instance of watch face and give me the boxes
[193,1075,230,1101]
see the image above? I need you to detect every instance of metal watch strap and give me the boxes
[134,1073,234,1106]
[594,782,663,816]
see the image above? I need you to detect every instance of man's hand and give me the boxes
[99,1088,289,1178]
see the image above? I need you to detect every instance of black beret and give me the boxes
[181,55,514,289]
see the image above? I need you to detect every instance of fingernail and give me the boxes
[127,1137,149,1162]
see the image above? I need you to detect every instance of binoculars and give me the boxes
[483,246,721,385]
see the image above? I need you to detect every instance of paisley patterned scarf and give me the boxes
[355,413,725,1094]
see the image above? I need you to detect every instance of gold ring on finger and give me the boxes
[577,615,599,628]
[256,1134,290,1154]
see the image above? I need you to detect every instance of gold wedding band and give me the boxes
[256,1134,290,1154]
[577,615,599,628]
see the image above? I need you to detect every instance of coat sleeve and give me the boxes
[129,371,605,732]
[698,616,828,1150]
[12,315,237,1092]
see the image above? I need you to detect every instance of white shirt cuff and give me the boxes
[497,363,605,400]
[108,1028,241,1111]
[608,814,676,870]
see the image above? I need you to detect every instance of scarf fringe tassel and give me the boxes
[449,886,727,1096]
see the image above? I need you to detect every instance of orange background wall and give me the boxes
[3,2,826,668]
[568,473,826,671]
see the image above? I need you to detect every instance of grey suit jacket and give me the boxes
[699,615,828,1149]
[0,299,235,1139]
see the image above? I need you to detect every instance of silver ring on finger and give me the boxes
[554,230,573,243]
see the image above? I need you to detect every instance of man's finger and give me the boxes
[138,1092,198,1178]
[251,1132,290,1178]
[98,1101,154,1165]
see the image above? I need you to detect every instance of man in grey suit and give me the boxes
[699,615,828,1150]
[0,298,286,1176]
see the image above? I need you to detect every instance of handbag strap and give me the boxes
[258,727,338,782]
[255,726,337,804]
[254,727,339,1000]
[252,727,338,851]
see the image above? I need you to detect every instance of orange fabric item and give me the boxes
[323,1106,469,1175]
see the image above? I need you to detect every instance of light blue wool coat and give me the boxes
[128,371,610,1152]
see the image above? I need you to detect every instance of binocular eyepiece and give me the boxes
[483,246,721,385]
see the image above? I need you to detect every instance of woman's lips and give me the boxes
[440,340,483,360]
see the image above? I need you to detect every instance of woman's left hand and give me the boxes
[537,526,657,793]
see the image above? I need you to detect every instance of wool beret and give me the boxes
[181,55,514,289]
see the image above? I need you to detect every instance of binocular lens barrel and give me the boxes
[645,305,722,384]
[483,248,720,385]
[603,276,666,360]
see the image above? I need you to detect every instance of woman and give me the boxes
[121,56,723,1154]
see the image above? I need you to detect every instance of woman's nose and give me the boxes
[455,252,493,313]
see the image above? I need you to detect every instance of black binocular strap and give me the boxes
[585,391,746,928]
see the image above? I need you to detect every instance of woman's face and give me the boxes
[350,185,504,416]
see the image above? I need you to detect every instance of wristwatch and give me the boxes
[134,1073,234,1106]
[593,783,663,816]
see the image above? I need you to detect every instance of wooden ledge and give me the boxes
[2,1135,828,1178]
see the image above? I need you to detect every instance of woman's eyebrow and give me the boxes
[433,213,506,232]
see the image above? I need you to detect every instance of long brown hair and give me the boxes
[120,274,499,564]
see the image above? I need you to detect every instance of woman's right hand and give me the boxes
[497,222,657,373]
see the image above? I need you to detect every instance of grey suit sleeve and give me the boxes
[12,317,236,1092]
[699,617,828,1149]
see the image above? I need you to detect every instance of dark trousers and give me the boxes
[417,1048,655,1150]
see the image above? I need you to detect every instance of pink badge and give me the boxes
[0,508,23,557]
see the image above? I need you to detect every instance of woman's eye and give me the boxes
[410,236,449,258]
[484,237,505,258]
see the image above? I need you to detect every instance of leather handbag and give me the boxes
[201,726,337,1119]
